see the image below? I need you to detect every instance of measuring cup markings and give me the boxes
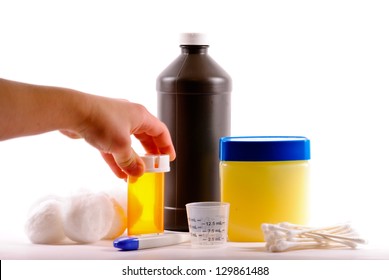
[189,217,226,241]
[186,202,230,247]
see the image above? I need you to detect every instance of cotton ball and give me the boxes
[28,195,64,211]
[103,188,127,239]
[25,198,66,244]
[63,192,114,243]
[103,197,127,240]
[106,187,127,215]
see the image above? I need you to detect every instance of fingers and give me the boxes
[135,131,176,161]
[77,99,174,180]
[100,152,127,179]
[100,148,145,179]
[59,129,82,139]
[112,147,145,178]
[133,113,176,161]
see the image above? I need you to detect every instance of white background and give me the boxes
[0,0,388,248]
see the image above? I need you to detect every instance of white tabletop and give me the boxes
[1,235,388,260]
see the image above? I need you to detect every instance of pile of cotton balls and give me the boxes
[25,190,127,244]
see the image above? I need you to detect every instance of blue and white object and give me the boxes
[113,232,190,251]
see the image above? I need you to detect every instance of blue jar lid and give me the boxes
[219,136,311,161]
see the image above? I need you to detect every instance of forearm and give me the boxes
[0,78,90,140]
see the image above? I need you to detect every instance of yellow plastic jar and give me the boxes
[219,136,310,242]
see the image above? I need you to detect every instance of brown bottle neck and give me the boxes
[180,45,209,54]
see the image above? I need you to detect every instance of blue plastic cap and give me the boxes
[219,136,310,161]
[113,236,139,251]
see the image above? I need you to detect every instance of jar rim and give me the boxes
[219,136,310,161]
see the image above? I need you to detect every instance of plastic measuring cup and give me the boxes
[185,202,230,247]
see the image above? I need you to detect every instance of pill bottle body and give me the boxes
[127,155,169,236]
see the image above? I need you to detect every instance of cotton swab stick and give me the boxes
[262,222,367,252]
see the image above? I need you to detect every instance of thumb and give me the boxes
[113,147,145,178]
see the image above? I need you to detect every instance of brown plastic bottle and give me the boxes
[157,33,232,231]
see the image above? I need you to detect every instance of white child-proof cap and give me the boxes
[179,32,209,45]
[141,154,170,173]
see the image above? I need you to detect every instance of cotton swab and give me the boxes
[262,222,367,252]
